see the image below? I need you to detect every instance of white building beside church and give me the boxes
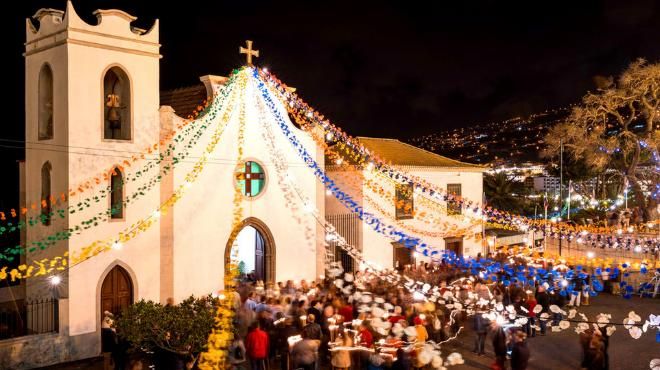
[326,137,486,271]
[0,2,483,368]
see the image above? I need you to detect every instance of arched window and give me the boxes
[110,168,124,219]
[103,67,131,140]
[41,162,52,225]
[38,64,54,140]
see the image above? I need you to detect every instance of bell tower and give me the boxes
[23,0,161,335]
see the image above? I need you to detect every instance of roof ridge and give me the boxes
[357,136,484,168]
[160,84,205,92]
[398,139,481,167]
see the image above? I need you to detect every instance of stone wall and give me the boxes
[0,299,99,369]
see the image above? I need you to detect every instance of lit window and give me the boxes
[235,161,266,198]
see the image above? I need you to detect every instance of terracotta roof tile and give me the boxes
[356,136,485,169]
[160,84,208,118]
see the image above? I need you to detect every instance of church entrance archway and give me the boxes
[100,265,133,319]
[225,217,275,284]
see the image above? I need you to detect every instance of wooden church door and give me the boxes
[254,231,265,282]
[100,266,133,318]
[392,242,414,271]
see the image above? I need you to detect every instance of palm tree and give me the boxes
[484,172,527,212]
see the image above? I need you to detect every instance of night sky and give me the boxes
[1,0,659,204]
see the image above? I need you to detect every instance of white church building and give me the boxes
[0,2,484,368]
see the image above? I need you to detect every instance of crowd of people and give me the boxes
[226,255,614,370]
[228,269,472,370]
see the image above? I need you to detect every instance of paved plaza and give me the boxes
[449,294,659,370]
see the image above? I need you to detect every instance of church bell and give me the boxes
[106,94,122,129]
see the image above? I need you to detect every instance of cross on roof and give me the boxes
[239,40,259,66]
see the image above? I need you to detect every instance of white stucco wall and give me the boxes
[24,33,70,303]
[25,3,162,336]
[168,79,324,300]
[326,166,485,269]
[363,168,485,267]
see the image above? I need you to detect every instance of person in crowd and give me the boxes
[358,321,374,348]
[493,285,504,303]
[291,337,319,370]
[582,273,591,306]
[601,268,610,294]
[236,300,256,340]
[524,291,537,338]
[290,300,307,329]
[301,314,322,340]
[512,294,525,318]
[255,295,269,314]
[582,332,607,370]
[472,308,488,356]
[323,301,335,323]
[428,311,444,342]
[101,311,117,354]
[269,297,283,318]
[101,311,127,370]
[331,330,353,370]
[245,292,258,311]
[307,300,323,328]
[535,284,550,335]
[228,331,247,370]
[580,327,593,369]
[491,321,508,370]
[267,313,283,360]
[569,274,585,307]
[414,316,429,344]
[388,306,406,324]
[283,280,297,295]
[245,321,269,370]
[391,347,412,370]
[300,279,310,293]
[274,316,297,370]
[502,285,513,307]
[511,330,530,370]
[549,289,565,326]
[338,298,354,323]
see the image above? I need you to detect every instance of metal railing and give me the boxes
[327,213,361,272]
[0,298,58,340]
